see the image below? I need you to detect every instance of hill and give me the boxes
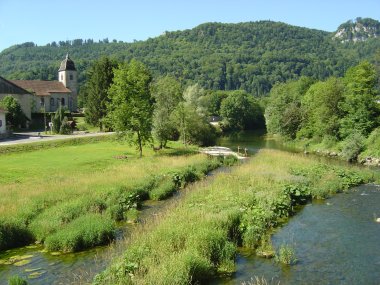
[0,20,379,96]
[334,17,380,42]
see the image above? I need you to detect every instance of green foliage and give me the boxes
[172,86,218,146]
[298,77,344,139]
[8,275,28,285]
[265,77,314,139]
[220,91,264,130]
[107,60,153,157]
[276,244,297,265]
[52,106,72,134]
[151,76,182,147]
[0,219,33,251]
[95,149,378,284]
[44,213,115,252]
[359,127,380,159]
[2,21,379,96]
[339,61,379,137]
[83,56,118,130]
[59,116,72,134]
[0,95,28,128]
[340,131,366,161]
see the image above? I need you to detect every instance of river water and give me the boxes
[1,131,379,284]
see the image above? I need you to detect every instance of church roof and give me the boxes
[10,80,71,96]
[58,54,77,71]
[0,76,32,95]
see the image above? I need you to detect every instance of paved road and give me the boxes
[0,132,114,146]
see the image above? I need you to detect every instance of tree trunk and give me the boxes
[137,131,143,158]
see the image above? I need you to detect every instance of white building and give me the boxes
[10,54,78,113]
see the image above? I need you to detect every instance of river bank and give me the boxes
[95,148,379,284]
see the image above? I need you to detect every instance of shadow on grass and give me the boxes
[161,147,198,157]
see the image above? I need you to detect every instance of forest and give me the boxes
[1,20,380,97]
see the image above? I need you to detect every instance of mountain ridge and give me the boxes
[0,19,379,96]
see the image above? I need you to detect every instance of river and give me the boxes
[1,131,379,284]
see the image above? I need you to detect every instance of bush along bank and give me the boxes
[94,149,378,285]
[288,127,380,166]
[0,155,233,253]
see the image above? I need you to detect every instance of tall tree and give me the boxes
[265,77,314,139]
[151,76,182,148]
[339,61,379,137]
[298,77,345,139]
[107,60,153,157]
[84,56,118,131]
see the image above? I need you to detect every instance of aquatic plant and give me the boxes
[7,275,28,285]
[276,244,297,265]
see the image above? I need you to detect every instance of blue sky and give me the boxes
[0,0,379,52]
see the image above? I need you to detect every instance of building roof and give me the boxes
[10,80,71,96]
[58,54,77,72]
[0,76,32,95]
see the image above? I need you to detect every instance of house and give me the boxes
[0,76,33,120]
[10,54,78,113]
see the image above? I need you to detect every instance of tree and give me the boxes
[84,57,118,131]
[107,60,153,157]
[151,76,182,148]
[171,84,217,146]
[339,61,379,138]
[298,77,345,139]
[265,77,314,139]
[220,91,263,131]
[0,96,28,129]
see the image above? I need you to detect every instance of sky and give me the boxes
[0,0,379,52]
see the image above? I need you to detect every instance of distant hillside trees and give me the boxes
[2,20,380,96]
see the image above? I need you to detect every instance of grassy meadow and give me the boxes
[0,138,225,252]
[94,149,379,285]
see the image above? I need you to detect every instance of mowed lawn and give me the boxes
[0,139,215,251]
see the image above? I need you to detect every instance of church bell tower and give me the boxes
[58,54,78,111]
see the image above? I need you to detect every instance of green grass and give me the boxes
[75,117,100,132]
[94,149,378,285]
[0,139,223,252]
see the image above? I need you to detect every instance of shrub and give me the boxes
[44,213,115,252]
[149,177,177,200]
[340,132,365,161]
[0,219,33,251]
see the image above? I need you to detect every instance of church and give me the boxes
[0,54,78,120]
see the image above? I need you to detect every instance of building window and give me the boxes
[69,74,73,80]
[40,97,45,107]
[61,75,63,80]
[61,98,65,106]
[50,98,54,106]
[0,120,2,128]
